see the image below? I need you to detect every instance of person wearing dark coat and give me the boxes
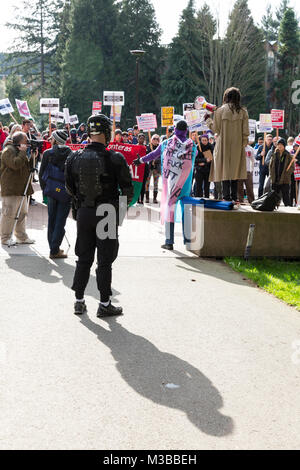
[39,130,73,258]
[193,134,213,198]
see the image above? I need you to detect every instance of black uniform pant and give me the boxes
[258,166,269,197]
[222,180,238,201]
[72,207,119,303]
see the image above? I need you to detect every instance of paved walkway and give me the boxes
[0,185,300,450]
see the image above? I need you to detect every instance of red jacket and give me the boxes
[0,129,8,151]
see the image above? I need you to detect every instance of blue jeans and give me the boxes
[47,197,71,255]
[165,217,189,245]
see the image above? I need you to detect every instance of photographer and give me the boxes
[0,132,37,245]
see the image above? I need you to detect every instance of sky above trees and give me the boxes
[0,0,299,50]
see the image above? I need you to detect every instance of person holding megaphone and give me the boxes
[203,87,249,204]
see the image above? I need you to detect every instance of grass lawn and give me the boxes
[225,258,300,311]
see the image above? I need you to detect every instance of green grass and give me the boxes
[225,258,300,311]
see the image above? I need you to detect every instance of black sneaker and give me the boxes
[161,244,174,251]
[74,301,87,315]
[97,302,123,318]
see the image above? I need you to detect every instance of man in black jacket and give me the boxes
[65,114,134,317]
[39,130,73,259]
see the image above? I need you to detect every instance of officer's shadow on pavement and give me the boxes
[4,254,120,303]
[79,315,234,438]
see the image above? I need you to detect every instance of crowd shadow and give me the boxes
[79,315,234,437]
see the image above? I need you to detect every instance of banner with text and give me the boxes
[271,109,285,129]
[161,107,174,127]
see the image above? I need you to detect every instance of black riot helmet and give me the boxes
[87,114,112,145]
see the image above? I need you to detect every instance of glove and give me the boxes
[133,157,142,167]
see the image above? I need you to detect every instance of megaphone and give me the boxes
[194,96,216,113]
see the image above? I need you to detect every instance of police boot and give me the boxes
[153,191,158,204]
[97,302,123,318]
[145,191,150,204]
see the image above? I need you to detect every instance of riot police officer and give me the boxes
[65,114,134,317]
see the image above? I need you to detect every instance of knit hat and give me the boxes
[51,130,68,145]
[176,120,188,131]
[277,138,286,147]
[115,129,122,136]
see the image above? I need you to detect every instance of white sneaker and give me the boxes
[1,239,17,246]
[16,238,36,245]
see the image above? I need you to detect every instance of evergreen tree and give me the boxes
[161,0,202,114]
[277,8,300,134]
[6,0,65,94]
[112,0,164,127]
[5,74,26,103]
[61,0,117,120]
[262,5,280,42]
[221,0,266,116]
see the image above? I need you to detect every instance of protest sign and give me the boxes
[259,114,273,133]
[249,119,256,142]
[69,115,79,125]
[51,111,65,124]
[136,113,157,131]
[15,99,32,119]
[161,107,174,127]
[110,105,122,123]
[107,143,146,206]
[271,109,284,129]
[40,98,59,114]
[294,163,300,181]
[183,103,195,117]
[63,108,70,124]
[103,91,125,106]
[0,98,14,115]
[185,109,208,131]
[92,101,102,115]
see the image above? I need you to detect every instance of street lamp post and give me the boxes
[130,50,145,117]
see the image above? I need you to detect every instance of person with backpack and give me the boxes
[39,130,73,259]
[269,138,294,207]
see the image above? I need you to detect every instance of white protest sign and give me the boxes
[15,99,32,119]
[103,91,125,107]
[259,114,273,133]
[63,108,70,124]
[40,98,59,114]
[69,115,79,125]
[137,113,157,131]
[0,98,14,115]
[185,109,208,131]
[51,111,65,123]
[183,103,195,118]
[110,105,122,122]
[249,119,256,142]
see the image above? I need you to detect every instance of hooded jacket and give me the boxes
[39,144,73,192]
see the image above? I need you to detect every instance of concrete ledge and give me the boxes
[186,205,300,258]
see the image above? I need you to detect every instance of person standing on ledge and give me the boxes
[205,87,249,204]
[133,120,197,251]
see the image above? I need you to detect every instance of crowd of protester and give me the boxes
[0,109,300,255]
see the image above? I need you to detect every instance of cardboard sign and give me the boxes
[0,98,14,115]
[249,119,256,142]
[271,109,285,129]
[161,107,174,127]
[103,91,125,107]
[40,98,59,114]
[69,114,79,125]
[15,99,31,119]
[136,113,157,131]
[92,101,102,115]
[110,105,122,122]
[185,109,208,131]
[259,114,273,133]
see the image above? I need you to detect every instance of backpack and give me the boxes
[43,162,71,204]
[251,191,281,212]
